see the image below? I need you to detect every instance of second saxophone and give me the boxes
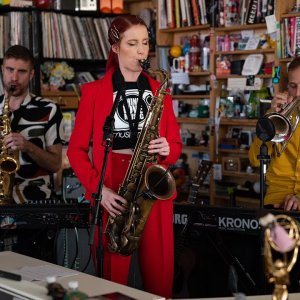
[0,85,20,204]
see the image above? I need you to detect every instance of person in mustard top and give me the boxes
[249,57,300,211]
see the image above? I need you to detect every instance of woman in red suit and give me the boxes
[67,15,182,298]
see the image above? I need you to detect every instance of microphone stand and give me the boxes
[255,117,275,209]
[89,94,121,278]
[255,116,275,293]
[257,142,270,209]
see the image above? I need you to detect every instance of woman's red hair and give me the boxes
[106,14,148,71]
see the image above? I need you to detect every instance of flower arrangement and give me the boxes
[41,61,75,90]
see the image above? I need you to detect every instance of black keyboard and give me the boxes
[173,203,300,235]
[0,203,91,229]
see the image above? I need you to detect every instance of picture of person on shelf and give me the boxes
[0,45,64,204]
[67,15,182,298]
[249,57,300,211]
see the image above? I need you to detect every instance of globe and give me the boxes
[170,46,182,58]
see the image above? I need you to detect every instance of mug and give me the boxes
[172,56,186,72]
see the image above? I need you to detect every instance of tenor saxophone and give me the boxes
[0,85,20,204]
[105,60,176,256]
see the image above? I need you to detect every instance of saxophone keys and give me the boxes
[127,183,136,192]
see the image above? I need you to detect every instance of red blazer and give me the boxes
[67,68,182,202]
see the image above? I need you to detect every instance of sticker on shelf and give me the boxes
[213,164,222,181]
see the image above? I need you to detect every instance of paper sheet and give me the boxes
[11,265,78,282]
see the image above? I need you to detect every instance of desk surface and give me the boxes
[1,251,300,300]
[0,251,162,299]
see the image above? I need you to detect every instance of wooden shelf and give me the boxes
[218,148,249,155]
[42,91,78,96]
[215,48,275,55]
[281,12,300,19]
[220,118,257,126]
[125,0,152,3]
[279,58,293,63]
[183,145,209,152]
[216,74,272,79]
[160,23,266,34]
[222,171,259,180]
[172,94,210,99]
[214,23,267,32]
[159,24,210,33]
[189,71,210,76]
[176,117,209,124]
[42,91,79,109]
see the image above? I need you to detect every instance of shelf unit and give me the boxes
[154,1,294,206]
[155,14,216,201]
[0,5,115,107]
[277,1,300,92]
[2,1,294,206]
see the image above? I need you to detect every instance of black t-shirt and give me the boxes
[112,73,152,150]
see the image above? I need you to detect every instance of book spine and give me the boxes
[191,0,200,26]
[174,0,181,28]
[179,0,187,26]
[295,16,300,57]
[276,20,282,59]
[246,0,258,24]
[290,16,296,57]
[166,0,175,28]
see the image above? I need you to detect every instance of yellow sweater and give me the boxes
[248,124,300,205]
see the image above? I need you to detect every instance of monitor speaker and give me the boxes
[56,228,96,276]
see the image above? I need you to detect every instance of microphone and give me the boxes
[256,117,275,142]
[102,116,115,143]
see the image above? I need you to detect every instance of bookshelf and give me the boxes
[1,1,296,206]
[0,5,114,107]
[276,1,300,92]
[155,0,285,206]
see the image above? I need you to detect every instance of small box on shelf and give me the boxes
[222,157,240,173]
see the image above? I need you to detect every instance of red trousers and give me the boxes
[102,153,174,299]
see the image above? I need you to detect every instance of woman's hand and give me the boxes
[271,92,293,112]
[273,194,300,211]
[101,186,128,217]
[148,137,170,157]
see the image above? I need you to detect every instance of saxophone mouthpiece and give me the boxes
[9,85,16,93]
[139,59,150,71]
